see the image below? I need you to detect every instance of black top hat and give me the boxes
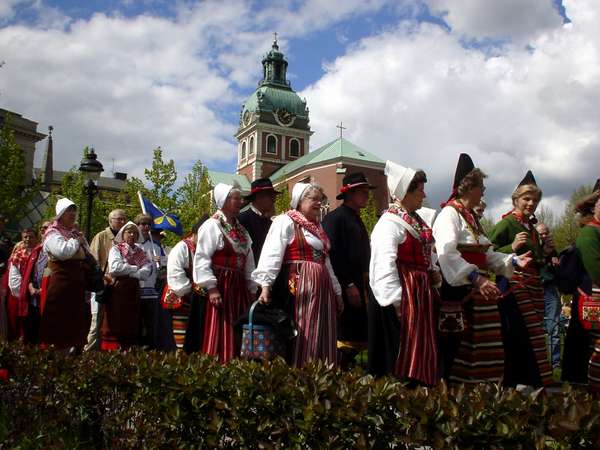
[243,178,280,201]
[337,172,376,200]
[517,170,537,188]
[594,178,600,193]
[452,153,475,191]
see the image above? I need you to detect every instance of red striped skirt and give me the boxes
[201,266,250,363]
[289,260,338,368]
[172,301,191,350]
[450,291,504,383]
[587,287,600,392]
[511,270,553,386]
[394,266,439,385]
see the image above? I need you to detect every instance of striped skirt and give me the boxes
[590,332,600,392]
[395,265,439,385]
[510,270,553,386]
[450,291,504,384]
[201,266,250,363]
[172,301,191,350]
[290,260,338,368]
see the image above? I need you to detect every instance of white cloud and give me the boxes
[426,0,563,44]
[301,0,600,220]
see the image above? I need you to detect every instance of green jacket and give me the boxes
[576,224,600,286]
[489,214,545,267]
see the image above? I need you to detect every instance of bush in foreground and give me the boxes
[0,343,599,449]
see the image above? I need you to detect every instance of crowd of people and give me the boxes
[1,152,599,392]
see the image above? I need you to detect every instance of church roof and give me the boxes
[207,169,251,193]
[242,85,308,117]
[269,137,385,181]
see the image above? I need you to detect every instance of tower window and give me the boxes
[266,135,277,154]
[241,141,246,160]
[249,136,255,155]
[290,139,300,157]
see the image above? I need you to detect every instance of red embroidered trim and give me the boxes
[286,210,330,251]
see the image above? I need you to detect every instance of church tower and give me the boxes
[235,36,312,181]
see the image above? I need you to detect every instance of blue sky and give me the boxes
[1,0,595,220]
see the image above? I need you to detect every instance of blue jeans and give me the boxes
[543,284,561,368]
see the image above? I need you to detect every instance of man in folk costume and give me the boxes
[239,178,279,264]
[85,209,127,351]
[41,198,92,351]
[164,216,208,352]
[6,228,40,343]
[193,183,256,363]
[489,171,554,386]
[368,162,441,385]
[322,172,374,368]
[433,154,532,383]
[253,182,344,367]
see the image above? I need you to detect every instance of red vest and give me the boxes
[396,232,429,271]
[211,237,247,272]
[283,224,326,265]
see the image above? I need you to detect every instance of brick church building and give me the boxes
[207,38,388,212]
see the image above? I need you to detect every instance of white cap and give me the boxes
[55,197,76,219]
[290,182,311,209]
[114,221,142,243]
[385,160,416,201]
[213,183,234,209]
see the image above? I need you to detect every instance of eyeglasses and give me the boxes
[111,216,126,221]
[305,196,323,203]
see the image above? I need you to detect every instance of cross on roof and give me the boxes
[273,32,278,44]
[336,122,347,139]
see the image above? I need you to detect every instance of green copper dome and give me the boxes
[240,38,308,119]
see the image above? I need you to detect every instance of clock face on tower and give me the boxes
[243,110,252,126]
[274,109,294,126]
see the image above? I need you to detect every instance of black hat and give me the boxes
[594,178,600,192]
[243,178,280,201]
[518,170,537,187]
[452,153,475,191]
[337,172,376,200]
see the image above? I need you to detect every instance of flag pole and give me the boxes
[137,191,160,269]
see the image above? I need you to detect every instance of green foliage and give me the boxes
[274,183,291,215]
[359,191,379,234]
[479,215,496,237]
[176,160,214,234]
[553,184,593,251]
[1,343,599,449]
[0,114,41,223]
[144,147,177,213]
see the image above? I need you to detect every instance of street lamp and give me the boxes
[78,148,104,242]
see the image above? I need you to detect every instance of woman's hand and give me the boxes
[511,231,528,252]
[258,286,271,305]
[208,287,222,308]
[430,270,442,287]
[474,275,501,301]
[516,250,533,268]
[336,295,344,315]
[345,285,361,308]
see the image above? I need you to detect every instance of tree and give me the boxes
[143,147,177,213]
[176,160,213,233]
[479,215,496,237]
[360,191,379,234]
[553,184,593,251]
[274,183,291,215]
[0,114,41,223]
[536,203,556,230]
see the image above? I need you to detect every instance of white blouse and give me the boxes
[432,206,513,286]
[43,233,81,260]
[251,214,342,296]
[167,240,193,297]
[8,263,22,297]
[369,212,440,307]
[108,245,153,281]
[192,218,256,291]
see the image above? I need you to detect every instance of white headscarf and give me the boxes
[213,183,234,209]
[290,182,311,209]
[416,207,437,228]
[114,221,143,243]
[385,160,416,201]
[55,197,76,219]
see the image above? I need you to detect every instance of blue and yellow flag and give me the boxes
[138,192,183,236]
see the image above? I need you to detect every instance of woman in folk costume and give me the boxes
[562,181,600,391]
[40,198,91,351]
[432,154,532,383]
[6,228,39,342]
[368,162,441,385]
[164,215,208,352]
[100,221,152,350]
[488,171,554,387]
[253,183,343,367]
[193,184,255,363]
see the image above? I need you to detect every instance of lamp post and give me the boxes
[78,148,104,242]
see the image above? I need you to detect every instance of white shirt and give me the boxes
[192,218,256,290]
[369,212,440,307]
[251,214,342,296]
[43,233,81,260]
[107,245,153,281]
[8,263,21,297]
[433,205,514,286]
[139,238,163,288]
[167,240,193,297]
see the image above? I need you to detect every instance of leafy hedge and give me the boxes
[0,343,599,449]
